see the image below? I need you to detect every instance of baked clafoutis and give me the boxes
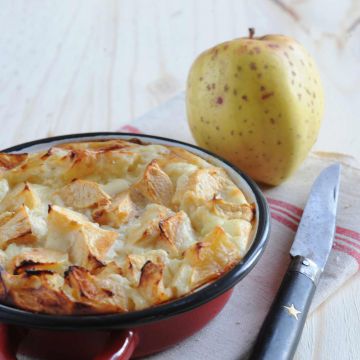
[0,139,255,314]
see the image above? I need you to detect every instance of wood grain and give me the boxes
[0,1,359,359]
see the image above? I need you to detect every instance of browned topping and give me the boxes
[0,139,254,315]
[0,153,28,170]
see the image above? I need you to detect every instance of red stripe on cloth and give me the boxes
[332,243,360,266]
[336,227,360,242]
[271,212,298,232]
[269,205,301,223]
[119,124,142,133]
[268,197,360,243]
[267,197,303,216]
[335,236,360,251]
[271,211,360,266]
[271,206,360,246]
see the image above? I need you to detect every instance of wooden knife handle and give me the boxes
[250,256,320,360]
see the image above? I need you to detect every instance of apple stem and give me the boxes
[249,28,255,39]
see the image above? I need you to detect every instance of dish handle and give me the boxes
[94,330,139,360]
[0,324,138,360]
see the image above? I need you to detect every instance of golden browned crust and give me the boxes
[8,248,68,274]
[0,153,28,170]
[92,191,137,227]
[158,211,195,256]
[0,182,40,212]
[57,179,111,209]
[0,270,74,314]
[130,160,174,207]
[0,139,255,314]
[0,206,36,249]
[64,266,125,313]
[138,261,170,304]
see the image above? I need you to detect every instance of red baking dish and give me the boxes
[0,133,270,360]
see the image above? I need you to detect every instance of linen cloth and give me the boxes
[120,93,360,360]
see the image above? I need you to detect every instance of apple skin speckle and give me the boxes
[262,92,274,100]
[249,62,257,70]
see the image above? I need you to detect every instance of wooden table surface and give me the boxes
[0,1,359,359]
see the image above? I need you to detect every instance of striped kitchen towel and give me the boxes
[120,93,360,360]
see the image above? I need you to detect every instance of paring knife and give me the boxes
[250,164,341,360]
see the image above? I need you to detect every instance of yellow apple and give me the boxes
[186,29,324,185]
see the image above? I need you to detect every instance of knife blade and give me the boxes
[250,164,341,360]
[290,163,340,271]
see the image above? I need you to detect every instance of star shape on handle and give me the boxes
[283,304,301,320]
